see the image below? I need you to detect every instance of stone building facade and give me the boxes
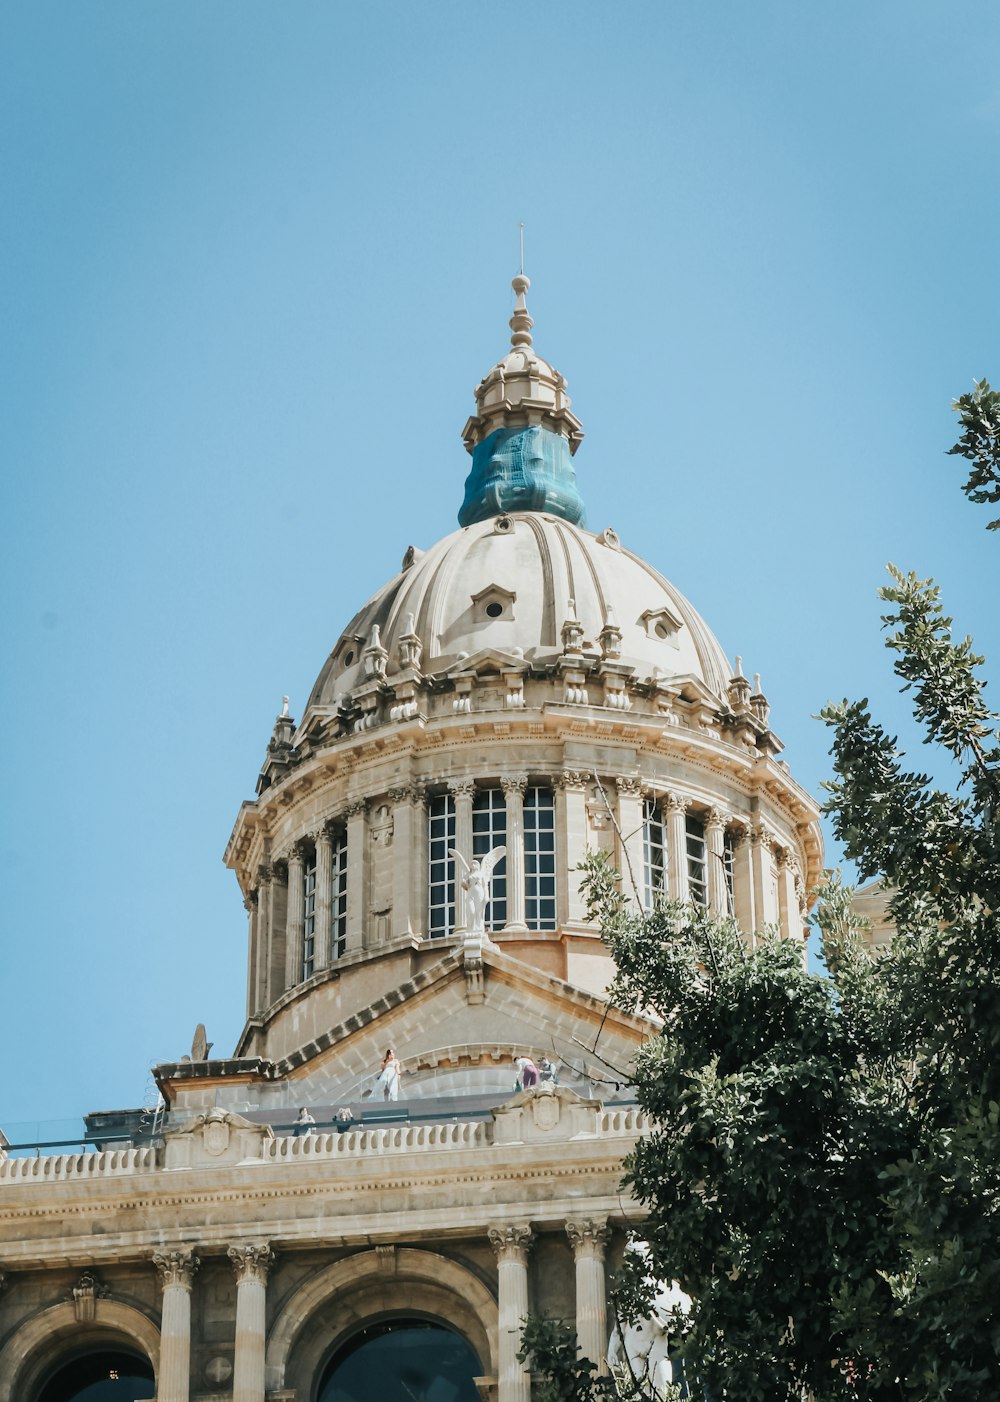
[0,277,822,1402]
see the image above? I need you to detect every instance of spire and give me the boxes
[459,275,586,528]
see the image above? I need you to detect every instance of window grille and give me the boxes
[643,797,667,909]
[428,793,456,937]
[473,787,507,930]
[524,785,556,930]
[331,830,348,959]
[302,852,317,980]
[686,814,708,907]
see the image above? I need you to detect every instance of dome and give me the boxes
[305,512,732,715]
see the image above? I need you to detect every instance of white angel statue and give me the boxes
[449,845,506,936]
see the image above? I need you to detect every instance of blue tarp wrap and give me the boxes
[458,426,586,528]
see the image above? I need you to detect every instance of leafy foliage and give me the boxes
[526,396,1000,1399]
[948,378,1000,529]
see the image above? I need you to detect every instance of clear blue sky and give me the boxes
[3,2,998,1135]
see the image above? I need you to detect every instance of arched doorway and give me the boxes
[37,1349,155,1402]
[317,1318,481,1402]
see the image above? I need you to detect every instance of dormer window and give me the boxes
[471,584,516,623]
[640,606,683,644]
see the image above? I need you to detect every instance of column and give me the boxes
[565,1219,609,1373]
[664,792,689,903]
[449,779,475,932]
[284,844,306,989]
[255,865,272,1010]
[153,1248,199,1402]
[615,777,645,910]
[229,1243,275,1402]
[750,824,778,930]
[244,891,259,1019]
[314,825,334,969]
[776,848,804,943]
[704,808,728,917]
[556,770,590,927]
[345,800,367,954]
[489,1225,533,1402]
[389,785,419,939]
[730,823,756,940]
[265,863,288,1004]
[501,775,528,932]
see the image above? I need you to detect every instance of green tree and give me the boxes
[522,398,1000,1400]
[948,378,1000,530]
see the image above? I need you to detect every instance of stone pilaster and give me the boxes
[776,847,804,943]
[254,865,271,1011]
[244,890,259,1019]
[565,1219,609,1373]
[704,808,728,917]
[345,801,367,954]
[615,777,645,909]
[664,792,689,903]
[284,843,306,989]
[265,862,288,1004]
[750,824,778,932]
[489,1225,533,1402]
[389,785,421,939]
[229,1243,275,1402]
[314,826,334,969]
[556,770,590,926]
[501,775,528,932]
[153,1248,199,1402]
[449,779,475,932]
[729,823,755,937]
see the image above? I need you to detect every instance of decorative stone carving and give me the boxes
[163,1108,273,1170]
[72,1270,110,1322]
[750,673,771,726]
[363,625,389,680]
[375,1244,397,1274]
[152,1249,199,1291]
[599,607,622,660]
[561,600,585,655]
[344,798,368,819]
[705,807,727,831]
[205,1357,233,1386]
[559,769,590,790]
[565,1218,610,1254]
[750,823,774,851]
[615,776,642,797]
[500,773,527,797]
[451,846,506,939]
[448,777,476,800]
[663,791,688,814]
[228,1243,275,1286]
[488,1225,533,1262]
[397,614,423,670]
[727,655,752,711]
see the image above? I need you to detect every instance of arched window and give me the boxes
[317,1319,481,1402]
[38,1351,154,1402]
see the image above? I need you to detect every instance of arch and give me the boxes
[265,1247,498,1394]
[0,1299,160,1402]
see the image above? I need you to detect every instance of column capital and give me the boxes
[153,1247,199,1290]
[557,769,590,791]
[489,1224,533,1263]
[500,773,528,797]
[704,806,728,831]
[662,790,689,814]
[448,777,476,800]
[344,798,368,819]
[565,1218,610,1256]
[750,822,775,850]
[243,891,257,913]
[289,839,310,864]
[228,1242,275,1285]
[256,862,272,885]
[388,782,424,805]
[615,776,643,797]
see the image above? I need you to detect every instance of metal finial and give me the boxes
[519,222,524,277]
[509,271,533,349]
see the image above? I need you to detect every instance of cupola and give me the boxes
[459,275,586,528]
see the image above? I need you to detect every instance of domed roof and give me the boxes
[306,512,732,711]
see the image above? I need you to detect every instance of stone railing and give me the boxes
[0,1146,157,1182]
[265,1119,488,1160]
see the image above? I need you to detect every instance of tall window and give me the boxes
[302,850,317,980]
[428,793,456,937]
[723,830,736,917]
[524,785,556,929]
[643,797,667,909]
[331,830,348,959]
[473,787,507,929]
[686,814,707,907]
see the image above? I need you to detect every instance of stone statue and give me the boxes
[607,1242,692,1398]
[449,846,506,936]
[190,1024,213,1062]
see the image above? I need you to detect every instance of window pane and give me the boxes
[331,832,348,959]
[302,853,317,980]
[643,797,667,909]
[472,788,507,929]
[524,785,556,930]
[686,814,707,907]
[428,794,456,937]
